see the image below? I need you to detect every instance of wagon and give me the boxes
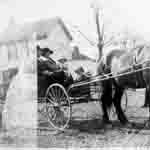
[38,70,128,131]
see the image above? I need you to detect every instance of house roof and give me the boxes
[0,17,73,44]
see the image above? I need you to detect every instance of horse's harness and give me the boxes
[101,52,150,81]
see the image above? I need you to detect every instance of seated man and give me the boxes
[37,45,73,96]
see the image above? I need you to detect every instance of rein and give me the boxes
[104,59,150,74]
[68,59,150,90]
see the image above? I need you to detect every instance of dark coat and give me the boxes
[37,56,60,76]
[37,56,65,97]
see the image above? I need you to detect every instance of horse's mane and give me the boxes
[96,49,126,75]
[105,49,126,66]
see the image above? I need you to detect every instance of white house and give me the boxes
[0,17,74,67]
[0,17,74,99]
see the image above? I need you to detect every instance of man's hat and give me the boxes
[42,47,53,54]
[36,45,53,54]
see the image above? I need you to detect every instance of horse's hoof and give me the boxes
[102,118,112,124]
[121,122,132,128]
[102,120,113,129]
[126,122,133,128]
[141,105,148,108]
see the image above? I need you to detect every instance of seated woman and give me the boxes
[74,66,92,82]
[69,66,92,97]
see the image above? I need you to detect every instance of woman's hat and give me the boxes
[58,58,68,64]
[75,66,85,74]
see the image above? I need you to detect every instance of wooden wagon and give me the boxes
[38,71,128,131]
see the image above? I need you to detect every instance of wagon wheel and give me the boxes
[45,83,71,131]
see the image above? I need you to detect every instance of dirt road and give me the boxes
[0,89,150,148]
[37,101,150,148]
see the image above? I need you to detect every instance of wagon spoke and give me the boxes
[49,90,59,105]
[53,86,66,103]
[47,92,56,103]
[60,91,65,101]
[44,83,71,130]
[57,86,61,99]
[47,91,53,99]
[51,87,57,99]
[46,97,56,105]
[46,105,57,120]
[46,105,66,127]
[55,86,61,102]
[54,86,61,103]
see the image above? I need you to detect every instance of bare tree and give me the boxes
[91,1,116,61]
[91,2,104,61]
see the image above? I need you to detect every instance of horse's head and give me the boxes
[96,49,127,76]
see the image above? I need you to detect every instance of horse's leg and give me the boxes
[143,83,150,128]
[100,81,112,124]
[113,87,128,124]
[147,85,150,117]
[142,88,149,107]
[101,92,110,123]
[146,84,150,126]
[142,65,150,126]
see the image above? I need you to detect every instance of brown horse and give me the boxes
[97,45,150,126]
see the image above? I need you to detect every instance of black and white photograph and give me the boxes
[0,0,150,149]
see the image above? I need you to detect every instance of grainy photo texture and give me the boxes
[0,0,150,149]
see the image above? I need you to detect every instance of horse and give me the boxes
[97,45,150,126]
[96,49,126,124]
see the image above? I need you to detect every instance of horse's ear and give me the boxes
[102,63,106,72]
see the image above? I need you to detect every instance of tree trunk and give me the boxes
[95,11,103,61]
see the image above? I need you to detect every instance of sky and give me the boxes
[0,0,150,58]
[0,0,150,35]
